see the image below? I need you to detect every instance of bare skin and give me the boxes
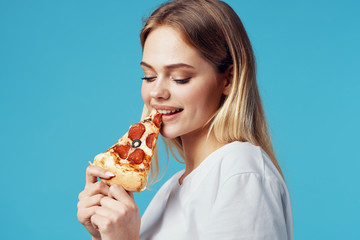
[178,127,226,185]
[77,166,140,240]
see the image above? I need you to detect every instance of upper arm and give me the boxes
[199,173,289,240]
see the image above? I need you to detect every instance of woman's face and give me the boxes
[141,26,227,139]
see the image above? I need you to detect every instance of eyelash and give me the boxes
[173,77,191,84]
[141,77,156,82]
[141,77,191,84]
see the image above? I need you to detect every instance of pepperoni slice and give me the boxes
[128,123,146,141]
[114,144,130,159]
[146,133,156,149]
[127,149,145,164]
[153,113,162,128]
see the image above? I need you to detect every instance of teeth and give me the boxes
[157,109,181,114]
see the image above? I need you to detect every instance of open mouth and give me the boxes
[157,109,183,115]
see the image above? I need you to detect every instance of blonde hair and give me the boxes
[140,0,284,185]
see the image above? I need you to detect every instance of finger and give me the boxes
[99,196,138,226]
[90,214,113,234]
[77,194,104,209]
[79,181,110,200]
[108,185,136,206]
[86,165,115,186]
[95,203,128,229]
[95,203,118,218]
[127,191,134,199]
[91,213,111,233]
[77,206,99,224]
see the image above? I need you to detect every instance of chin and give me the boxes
[159,127,181,140]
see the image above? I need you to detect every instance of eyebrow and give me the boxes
[140,61,195,70]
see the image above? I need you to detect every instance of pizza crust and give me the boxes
[92,152,148,192]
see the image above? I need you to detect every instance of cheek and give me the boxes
[184,84,219,108]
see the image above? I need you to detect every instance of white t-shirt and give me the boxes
[140,141,293,240]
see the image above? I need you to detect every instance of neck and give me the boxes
[179,125,225,184]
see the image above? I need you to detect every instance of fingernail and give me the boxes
[105,171,115,177]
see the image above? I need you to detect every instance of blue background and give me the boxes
[1,0,359,239]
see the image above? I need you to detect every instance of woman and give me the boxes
[77,0,293,239]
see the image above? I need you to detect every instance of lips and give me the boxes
[152,105,183,121]
[157,109,183,115]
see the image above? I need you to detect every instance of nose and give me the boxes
[150,77,170,100]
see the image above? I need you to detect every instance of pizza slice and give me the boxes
[90,109,162,192]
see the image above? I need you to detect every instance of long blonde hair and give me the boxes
[140,0,284,185]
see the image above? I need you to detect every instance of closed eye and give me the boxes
[141,77,156,82]
[173,77,191,84]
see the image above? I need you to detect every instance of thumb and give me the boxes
[108,185,134,200]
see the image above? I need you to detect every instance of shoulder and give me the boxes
[215,141,284,184]
[204,142,293,239]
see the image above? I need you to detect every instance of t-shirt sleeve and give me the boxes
[199,173,290,240]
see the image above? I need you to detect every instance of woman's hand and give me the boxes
[77,166,114,240]
[91,184,141,240]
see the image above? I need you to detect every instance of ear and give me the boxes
[222,65,233,96]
